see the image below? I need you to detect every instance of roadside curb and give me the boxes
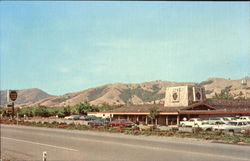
[211,141,250,146]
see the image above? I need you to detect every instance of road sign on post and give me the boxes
[9,90,17,119]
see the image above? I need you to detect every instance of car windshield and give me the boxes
[215,121,225,125]
[202,122,209,125]
[227,122,237,126]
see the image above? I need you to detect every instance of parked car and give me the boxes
[198,121,214,131]
[138,124,155,131]
[64,115,81,120]
[238,116,250,121]
[205,117,230,125]
[88,119,109,126]
[223,117,236,121]
[108,119,135,127]
[213,121,250,133]
[180,118,202,127]
[84,115,99,121]
[79,115,87,120]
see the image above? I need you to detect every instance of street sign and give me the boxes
[9,90,17,101]
[6,109,12,113]
[7,104,13,107]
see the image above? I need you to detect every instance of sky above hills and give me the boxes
[1,2,249,95]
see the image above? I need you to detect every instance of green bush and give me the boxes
[242,129,250,138]
[0,107,6,115]
[19,107,35,117]
[34,106,50,117]
[192,127,203,134]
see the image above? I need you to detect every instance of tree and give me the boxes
[148,106,158,124]
[71,102,99,115]
[34,106,49,117]
[63,106,71,116]
[213,87,234,99]
[19,107,35,117]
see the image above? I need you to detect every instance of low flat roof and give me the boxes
[90,99,250,115]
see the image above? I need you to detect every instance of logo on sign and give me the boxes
[9,91,18,101]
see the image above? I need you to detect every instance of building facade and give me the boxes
[89,85,250,126]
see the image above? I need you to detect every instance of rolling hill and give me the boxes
[0,88,54,106]
[2,77,248,107]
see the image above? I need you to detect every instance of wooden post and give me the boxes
[177,115,180,127]
[12,102,14,120]
[165,116,168,126]
[17,112,19,125]
[146,116,148,124]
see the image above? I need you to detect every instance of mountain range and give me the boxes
[1,77,249,107]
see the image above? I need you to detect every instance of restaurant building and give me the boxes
[88,85,250,126]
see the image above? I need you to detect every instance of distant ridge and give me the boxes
[1,77,248,107]
[0,88,54,106]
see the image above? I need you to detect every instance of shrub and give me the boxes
[51,121,58,125]
[57,124,68,128]
[132,130,140,135]
[19,107,35,117]
[171,127,178,133]
[203,136,211,140]
[214,130,225,136]
[192,127,203,134]
[0,107,6,115]
[166,131,174,136]
[242,129,250,138]
[34,107,50,117]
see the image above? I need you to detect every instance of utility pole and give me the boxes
[241,78,248,99]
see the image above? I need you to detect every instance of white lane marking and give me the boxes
[2,137,78,152]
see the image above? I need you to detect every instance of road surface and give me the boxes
[1,124,250,161]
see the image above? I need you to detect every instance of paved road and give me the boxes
[1,125,250,161]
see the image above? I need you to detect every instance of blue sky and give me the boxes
[1,2,249,95]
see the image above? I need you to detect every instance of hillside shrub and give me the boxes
[34,106,50,117]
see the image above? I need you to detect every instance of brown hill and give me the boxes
[0,88,54,106]
[23,81,196,107]
[200,77,250,99]
[2,77,249,107]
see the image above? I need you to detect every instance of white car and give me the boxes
[238,116,250,121]
[223,117,236,121]
[198,121,214,131]
[180,118,203,127]
[213,121,249,133]
[205,117,230,125]
[64,115,80,120]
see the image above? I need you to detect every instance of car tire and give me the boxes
[205,128,212,132]
[229,130,234,135]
